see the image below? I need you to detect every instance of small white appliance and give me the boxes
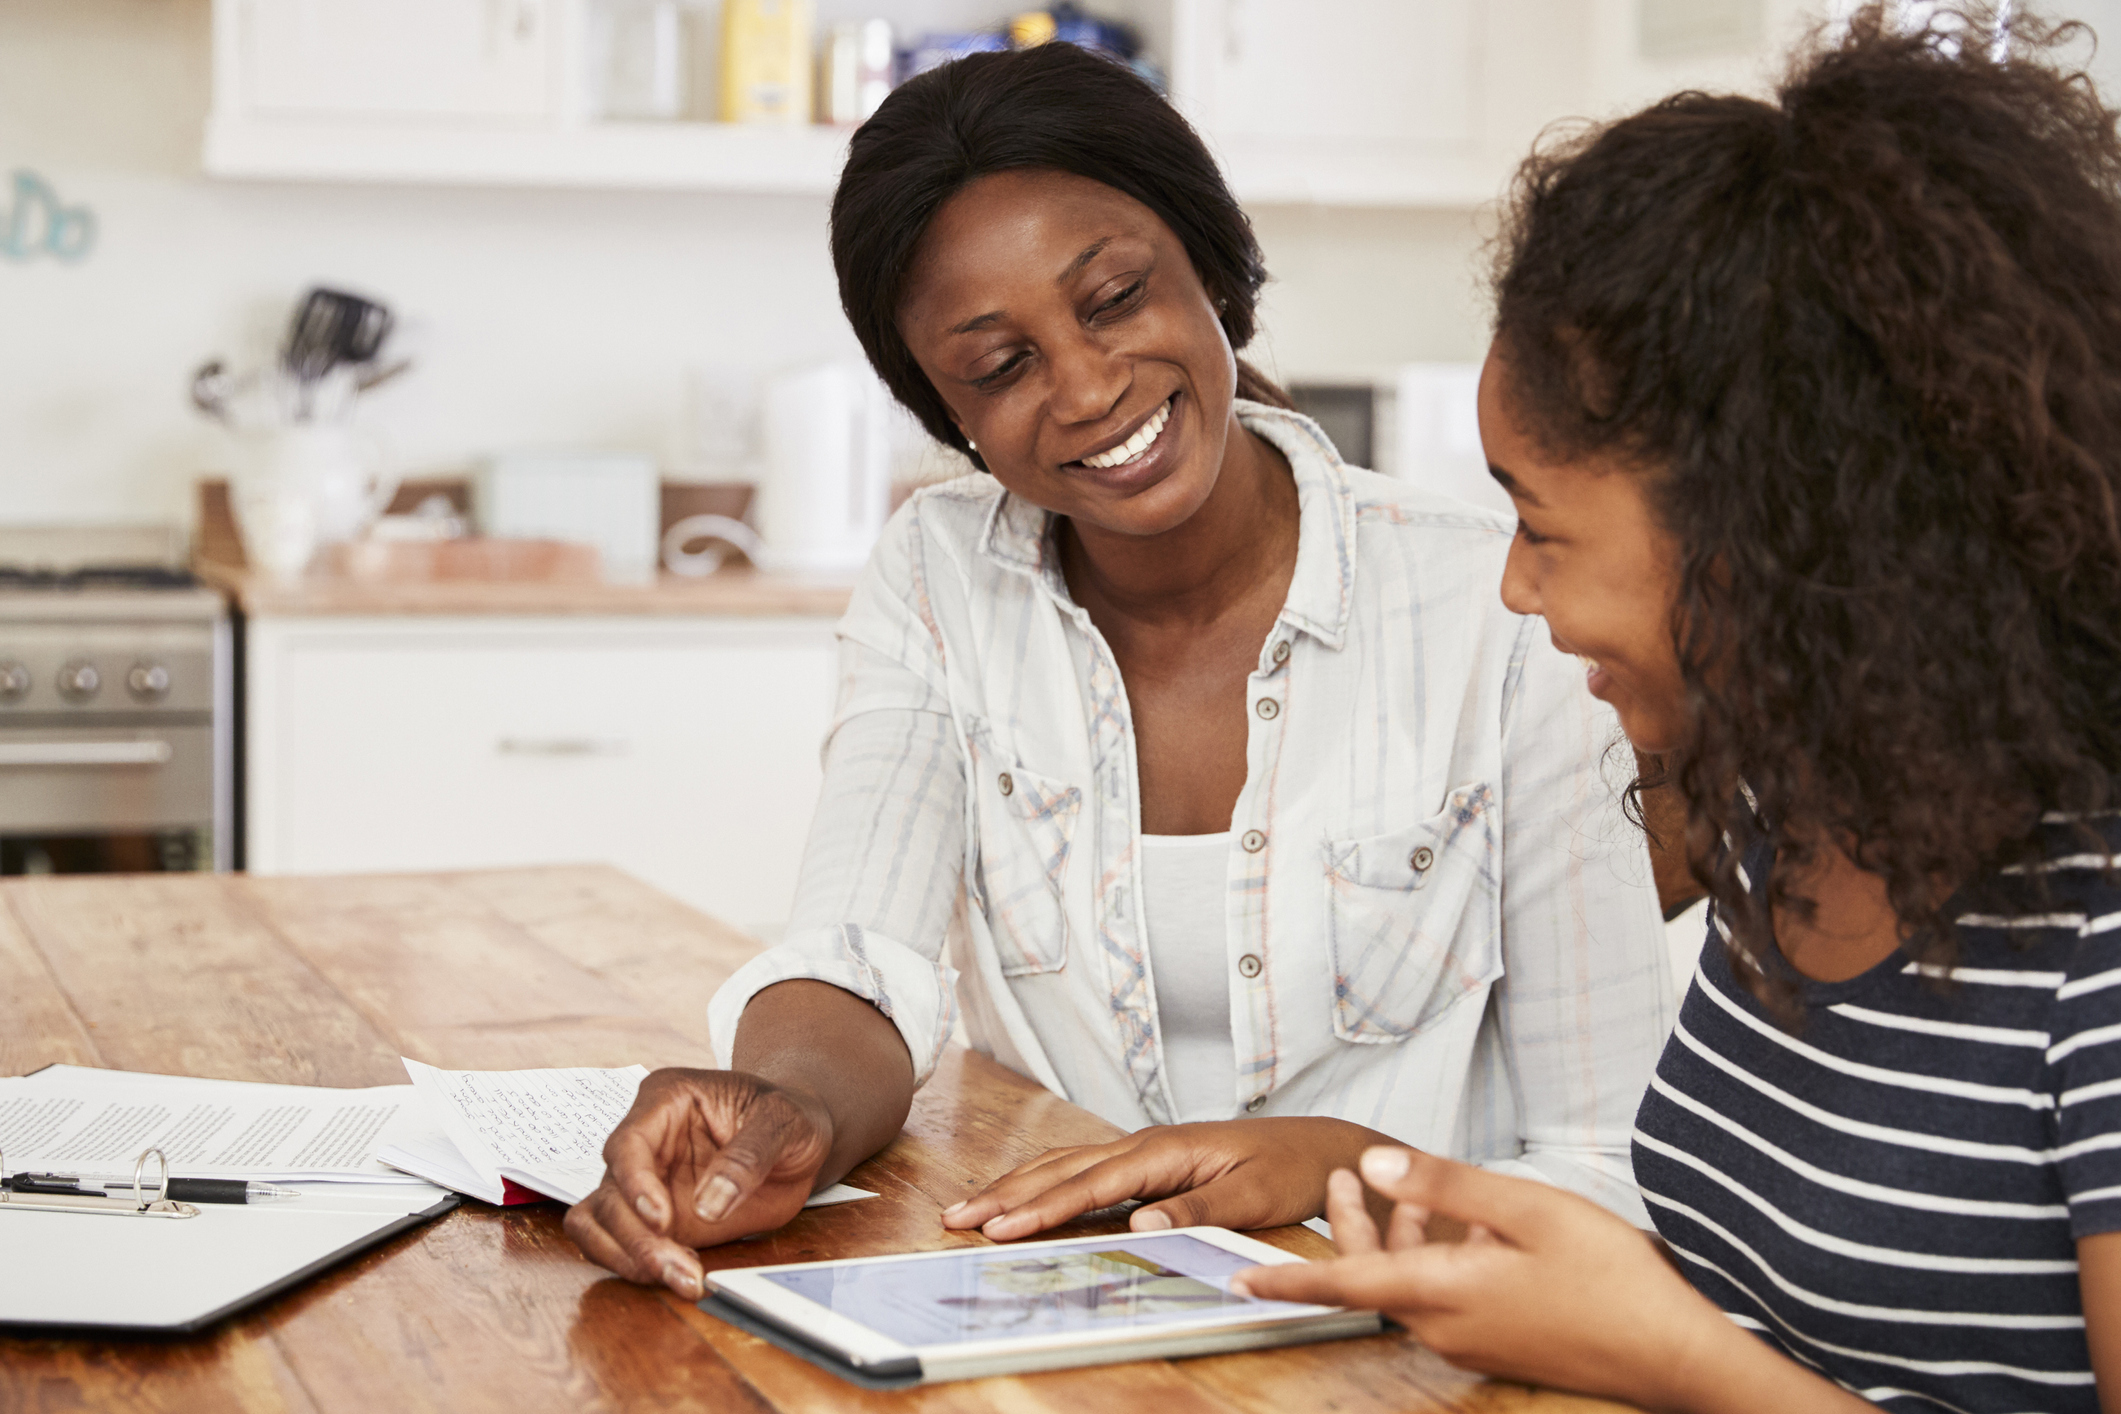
[475,451,660,585]
[756,361,893,573]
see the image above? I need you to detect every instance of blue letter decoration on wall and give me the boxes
[2,171,97,263]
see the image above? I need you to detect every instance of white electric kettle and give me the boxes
[755,362,893,572]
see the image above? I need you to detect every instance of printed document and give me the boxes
[0,1065,424,1183]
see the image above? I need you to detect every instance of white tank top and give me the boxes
[1139,832,1239,1123]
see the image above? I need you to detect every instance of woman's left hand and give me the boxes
[943,1118,1383,1241]
[1233,1148,1849,1413]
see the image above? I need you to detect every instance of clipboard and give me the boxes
[0,1143,460,1334]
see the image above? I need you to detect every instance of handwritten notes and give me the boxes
[386,1059,877,1210]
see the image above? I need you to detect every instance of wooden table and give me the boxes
[0,867,1627,1413]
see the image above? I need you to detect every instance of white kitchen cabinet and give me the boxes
[200,0,1546,204]
[221,0,560,124]
[1171,0,1489,205]
[245,615,836,930]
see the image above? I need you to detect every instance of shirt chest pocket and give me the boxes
[966,732,1082,978]
[1322,782,1502,1044]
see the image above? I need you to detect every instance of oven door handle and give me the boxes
[0,740,175,767]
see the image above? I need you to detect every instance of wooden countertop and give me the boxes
[194,557,857,618]
[0,867,1630,1413]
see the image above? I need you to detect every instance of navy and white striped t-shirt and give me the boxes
[1634,813,2121,1413]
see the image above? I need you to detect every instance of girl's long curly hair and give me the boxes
[1492,4,2121,987]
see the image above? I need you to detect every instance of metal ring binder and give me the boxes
[0,1145,199,1219]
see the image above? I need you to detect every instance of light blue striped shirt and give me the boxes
[709,402,1674,1219]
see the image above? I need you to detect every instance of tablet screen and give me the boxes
[756,1232,1311,1349]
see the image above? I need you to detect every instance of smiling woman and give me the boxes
[561,41,1672,1305]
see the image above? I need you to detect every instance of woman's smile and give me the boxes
[1065,392,1184,493]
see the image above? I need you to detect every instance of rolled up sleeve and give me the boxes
[706,510,969,1085]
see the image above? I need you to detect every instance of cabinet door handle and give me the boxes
[0,740,174,767]
[495,737,628,758]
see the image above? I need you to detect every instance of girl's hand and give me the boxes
[943,1118,1384,1241]
[1233,1148,1870,1414]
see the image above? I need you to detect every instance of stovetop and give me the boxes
[0,527,223,624]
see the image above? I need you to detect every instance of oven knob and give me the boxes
[127,663,172,702]
[0,661,27,703]
[56,661,101,703]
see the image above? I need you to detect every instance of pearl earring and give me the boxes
[966,438,977,450]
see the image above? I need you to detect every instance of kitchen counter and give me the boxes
[194,557,857,618]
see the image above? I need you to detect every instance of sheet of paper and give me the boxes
[400,1058,649,1181]
[373,1121,502,1204]
[395,1059,877,1208]
[0,1065,426,1183]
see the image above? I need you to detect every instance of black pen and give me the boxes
[5,1173,302,1204]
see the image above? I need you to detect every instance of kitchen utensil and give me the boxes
[282,287,394,417]
[190,360,235,424]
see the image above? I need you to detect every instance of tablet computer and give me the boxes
[703,1226,1381,1384]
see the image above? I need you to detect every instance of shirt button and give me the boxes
[1241,829,1267,853]
[998,772,1014,796]
[1271,640,1290,665]
[1245,1094,1267,1113]
[1255,698,1279,720]
[1410,845,1434,872]
[1237,953,1262,979]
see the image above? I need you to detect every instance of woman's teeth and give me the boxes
[1081,398,1172,469]
[1582,657,1602,677]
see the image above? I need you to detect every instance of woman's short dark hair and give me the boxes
[1492,4,2121,986]
[830,42,1289,470]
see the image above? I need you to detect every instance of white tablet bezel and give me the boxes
[704,1226,1330,1373]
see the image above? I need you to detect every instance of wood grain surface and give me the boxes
[0,867,1635,1414]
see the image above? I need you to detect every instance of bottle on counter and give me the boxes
[719,0,814,124]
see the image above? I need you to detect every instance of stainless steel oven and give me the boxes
[0,527,231,875]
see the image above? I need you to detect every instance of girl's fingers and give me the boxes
[1385,1198,1431,1252]
[1357,1147,1555,1246]
[1325,1168,1382,1255]
[1233,1249,1449,1311]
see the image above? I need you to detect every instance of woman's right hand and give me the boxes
[562,1066,835,1299]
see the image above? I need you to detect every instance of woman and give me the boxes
[564,42,1670,1298]
[1239,9,2121,1412]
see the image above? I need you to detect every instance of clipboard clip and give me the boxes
[0,1145,199,1219]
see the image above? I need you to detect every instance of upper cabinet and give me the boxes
[235,0,558,121]
[204,0,1780,206]
[1170,0,1488,205]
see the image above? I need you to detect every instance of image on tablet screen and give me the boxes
[759,1233,1309,1348]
